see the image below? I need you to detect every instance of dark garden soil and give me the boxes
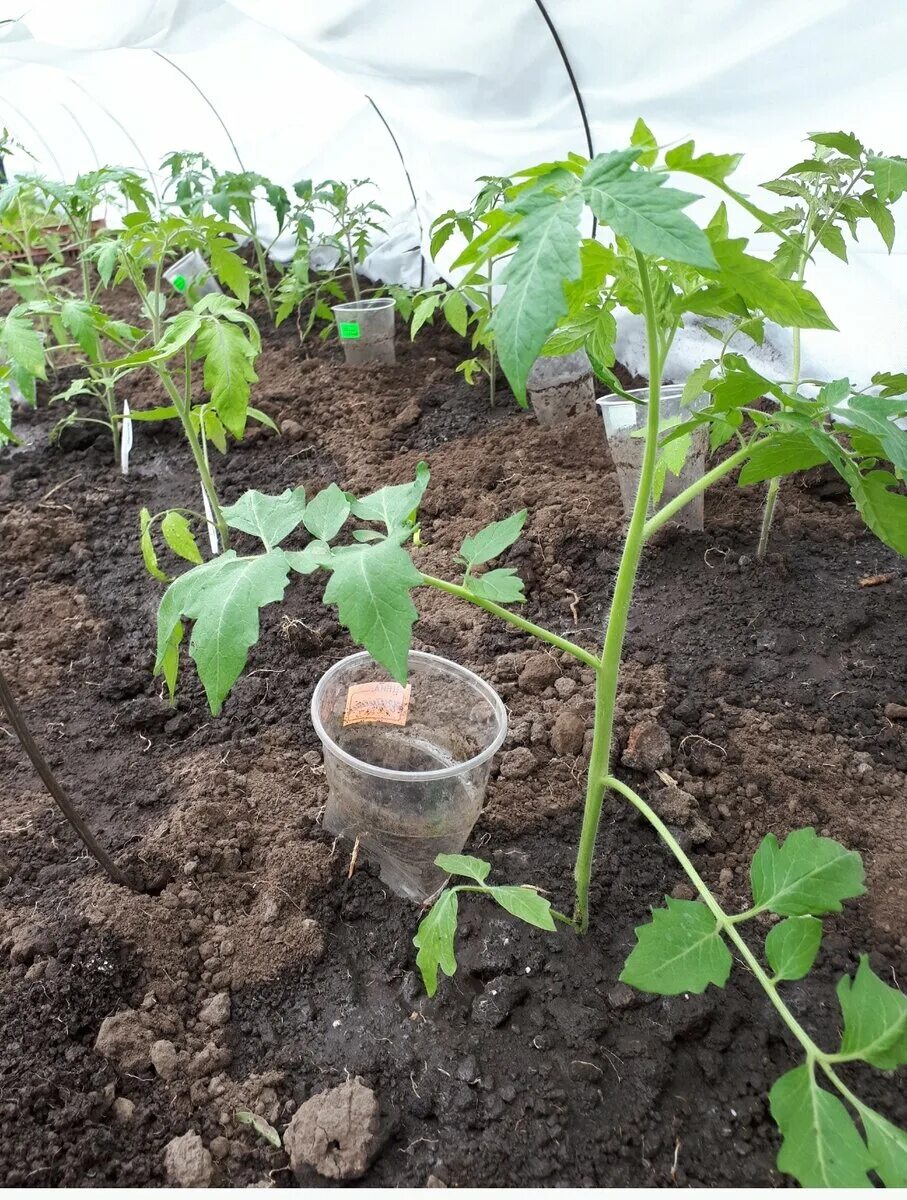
[0,296,905,1187]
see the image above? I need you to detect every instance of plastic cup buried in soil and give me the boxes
[598,384,709,531]
[311,650,507,901]
[527,349,595,426]
[163,250,222,304]
[332,298,396,367]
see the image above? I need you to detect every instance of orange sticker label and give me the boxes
[343,681,411,727]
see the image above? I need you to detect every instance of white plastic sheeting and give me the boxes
[0,0,905,379]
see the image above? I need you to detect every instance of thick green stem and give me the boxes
[487,257,496,407]
[252,237,275,320]
[345,227,361,302]
[156,363,230,551]
[420,574,599,672]
[101,379,120,464]
[572,250,664,933]
[643,444,751,539]
[604,773,825,1061]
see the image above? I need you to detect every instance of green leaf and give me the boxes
[488,885,557,931]
[665,141,743,187]
[322,536,422,683]
[769,1064,873,1187]
[681,360,715,409]
[492,187,583,404]
[194,314,258,438]
[764,915,822,981]
[861,193,896,252]
[351,462,430,532]
[209,239,250,305]
[60,300,100,360]
[284,540,332,575]
[630,117,658,168]
[139,507,168,582]
[809,131,864,159]
[619,898,733,995]
[435,853,490,883]
[738,433,828,486]
[235,1110,281,1149]
[1,310,45,379]
[155,550,292,715]
[161,511,203,564]
[859,1103,907,1187]
[582,149,716,269]
[302,483,350,542]
[413,889,459,997]
[442,288,469,337]
[707,234,835,329]
[411,293,440,338]
[868,155,907,203]
[222,488,307,548]
[96,240,118,287]
[850,469,907,556]
[463,568,526,604]
[202,407,227,455]
[835,394,907,475]
[817,221,848,262]
[460,509,527,569]
[750,829,865,917]
[837,956,907,1069]
[159,617,183,699]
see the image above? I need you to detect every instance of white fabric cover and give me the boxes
[0,0,904,380]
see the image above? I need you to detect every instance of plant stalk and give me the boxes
[643,444,751,540]
[0,665,134,889]
[572,250,664,933]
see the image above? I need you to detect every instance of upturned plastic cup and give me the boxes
[598,384,709,531]
[332,298,396,367]
[163,250,222,304]
[527,349,595,426]
[311,650,507,901]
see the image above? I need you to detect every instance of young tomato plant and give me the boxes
[150,126,906,1186]
[0,303,46,445]
[754,130,905,558]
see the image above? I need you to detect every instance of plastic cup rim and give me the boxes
[332,297,395,314]
[597,383,690,410]
[311,650,508,782]
[163,250,206,281]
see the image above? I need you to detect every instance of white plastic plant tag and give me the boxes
[202,484,219,554]
[120,396,133,475]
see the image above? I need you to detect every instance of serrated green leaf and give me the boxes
[463,568,526,604]
[664,141,743,187]
[155,550,292,715]
[460,509,527,569]
[849,469,907,556]
[302,483,350,542]
[620,898,733,995]
[809,131,864,159]
[764,915,822,981]
[582,149,716,269]
[1,310,45,379]
[235,1109,282,1148]
[858,1103,907,1186]
[159,617,183,699]
[630,117,658,168]
[139,507,169,583]
[834,394,907,474]
[161,511,203,564]
[868,155,907,204]
[435,853,491,883]
[681,360,714,410]
[442,288,469,337]
[202,407,227,455]
[738,433,828,486]
[222,488,307,548]
[411,293,440,338]
[323,536,422,683]
[769,1064,873,1187]
[60,300,100,360]
[413,889,459,997]
[489,885,557,931]
[861,193,896,252]
[96,240,118,287]
[283,540,332,575]
[750,829,865,917]
[837,956,907,1069]
[492,187,583,404]
[209,238,250,305]
[194,313,258,438]
[816,221,848,262]
[351,462,430,532]
[707,234,834,329]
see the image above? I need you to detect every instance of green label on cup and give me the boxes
[338,321,360,339]
[172,274,187,292]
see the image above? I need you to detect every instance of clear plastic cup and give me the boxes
[311,650,507,901]
[332,298,396,367]
[598,384,709,531]
[163,250,222,304]
[527,349,594,426]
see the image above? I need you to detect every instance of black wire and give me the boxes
[531,0,597,235]
[366,94,426,287]
[152,52,246,171]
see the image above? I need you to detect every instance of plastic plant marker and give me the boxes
[339,321,361,339]
[172,274,187,292]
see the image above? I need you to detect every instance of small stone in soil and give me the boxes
[198,991,231,1028]
[518,654,560,695]
[550,711,586,757]
[150,1039,180,1080]
[621,720,672,773]
[499,747,537,780]
[164,1130,213,1188]
[883,702,907,720]
[283,1077,386,1181]
[94,1009,153,1072]
[111,1097,135,1123]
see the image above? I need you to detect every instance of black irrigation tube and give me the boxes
[531,0,597,235]
[366,93,426,287]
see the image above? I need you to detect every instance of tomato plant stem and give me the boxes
[573,250,664,933]
[420,574,599,671]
